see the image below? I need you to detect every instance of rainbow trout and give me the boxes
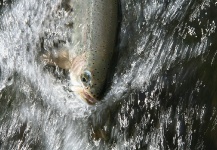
[42,0,118,104]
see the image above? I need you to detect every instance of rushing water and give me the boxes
[1,0,217,149]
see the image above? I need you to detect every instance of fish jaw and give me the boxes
[82,90,98,105]
[69,55,100,105]
[70,86,98,105]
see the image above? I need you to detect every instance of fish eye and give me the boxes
[80,70,92,86]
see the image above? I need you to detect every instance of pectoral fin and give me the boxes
[41,49,72,70]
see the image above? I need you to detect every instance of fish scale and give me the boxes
[43,0,118,104]
[82,0,118,99]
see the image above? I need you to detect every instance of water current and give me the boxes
[0,0,217,149]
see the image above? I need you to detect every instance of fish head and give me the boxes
[78,67,106,105]
[77,48,113,104]
[70,70,103,105]
[69,52,109,105]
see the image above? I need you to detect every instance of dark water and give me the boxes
[0,0,217,149]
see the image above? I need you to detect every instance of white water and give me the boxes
[0,0,217,149]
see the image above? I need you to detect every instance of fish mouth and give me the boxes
[81,91,98,105]
[70,86,98,105]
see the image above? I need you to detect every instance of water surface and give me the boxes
[0,0,217,149]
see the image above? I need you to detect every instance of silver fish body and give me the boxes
[43,0,118,104]
[71,0,118,103]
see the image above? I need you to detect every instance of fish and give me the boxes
[42,0,118,104]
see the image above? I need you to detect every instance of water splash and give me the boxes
[1,0,217,149]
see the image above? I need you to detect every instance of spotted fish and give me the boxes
[42,0,118,104]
